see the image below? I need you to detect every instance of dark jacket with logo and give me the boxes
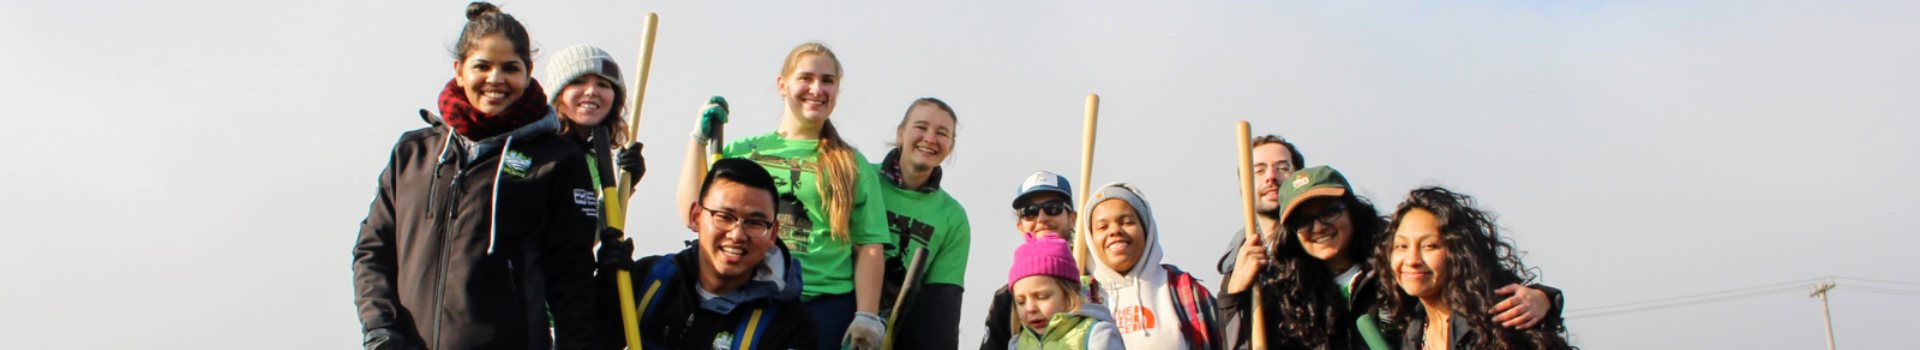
[601,243,817,350]
[354,112,602,350]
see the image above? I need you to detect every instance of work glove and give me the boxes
[363,328,407,350]
[617,141,645,187]
[597,227,635,272]
[691,96,729,143]
[842,311,887,350]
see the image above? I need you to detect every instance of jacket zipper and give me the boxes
[429,136,467,350]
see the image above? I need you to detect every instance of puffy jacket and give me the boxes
[353,112,602,350]
[1008,303,1126,350]
[601,242,817,350]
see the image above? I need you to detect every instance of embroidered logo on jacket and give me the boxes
[503,150,533,177]
[711,330,733,350]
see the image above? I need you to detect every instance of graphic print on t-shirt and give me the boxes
[886,211,935,253]
[881,210,936,310]
[743,152,818,252]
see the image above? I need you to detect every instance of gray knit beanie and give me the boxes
[543,45,627,120]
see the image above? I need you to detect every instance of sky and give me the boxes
[2,0,1917,348]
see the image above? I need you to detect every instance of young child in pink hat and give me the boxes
[1005,232,1124,350]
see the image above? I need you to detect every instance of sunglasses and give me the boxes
[1286,202,1347,234]
[1017,200,1073,219]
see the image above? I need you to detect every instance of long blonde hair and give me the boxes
[782,42,859,244]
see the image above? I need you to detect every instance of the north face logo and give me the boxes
[1112,305,1157,333]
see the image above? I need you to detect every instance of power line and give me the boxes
[1567,278,1822,313]
[1832,276,1920,288]
[1835,285,1920,297]
[1563,276,1920,320]
[1566,285,1804,320]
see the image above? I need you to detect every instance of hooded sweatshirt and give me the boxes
[599,242,817,350]
[1009,302,1126,350]
[354,111,601,350]
[1081,183,1218,350]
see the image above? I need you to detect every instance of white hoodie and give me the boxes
[1081,183,1192,350]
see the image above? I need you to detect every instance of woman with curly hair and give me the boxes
[1376,187,1573,350]
[1225,166,1392,349]
[1221,167,1564,350]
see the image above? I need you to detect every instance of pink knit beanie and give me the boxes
[1008,232,1079,287]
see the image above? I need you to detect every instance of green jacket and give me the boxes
[1010,304,1124,350]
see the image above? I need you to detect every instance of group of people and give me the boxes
[350,3,1576,350]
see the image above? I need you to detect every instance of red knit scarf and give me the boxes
[436,78,549,140]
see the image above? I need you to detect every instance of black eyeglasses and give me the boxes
[1017,201,1073,219]
[1286,202,1347,234]
[701,205,776,238]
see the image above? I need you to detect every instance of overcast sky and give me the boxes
[3,0,1917,348]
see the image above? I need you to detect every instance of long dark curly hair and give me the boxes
[1260,192,1386,348]
[1373,187,1572,350]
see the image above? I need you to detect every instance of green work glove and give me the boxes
[693,95,729,143]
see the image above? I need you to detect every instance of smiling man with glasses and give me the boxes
[596,158,819,350]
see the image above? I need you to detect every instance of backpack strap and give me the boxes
[637,253,679,332]
[1085,276,1104,305]
[1164,265,1213,349]
[728,303,781,350]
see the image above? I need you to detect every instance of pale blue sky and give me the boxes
[3,0,1917,348]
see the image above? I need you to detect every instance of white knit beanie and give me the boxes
[543,45,627,119]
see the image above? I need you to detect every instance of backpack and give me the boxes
[635,253,781,350]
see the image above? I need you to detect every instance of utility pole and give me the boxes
[1810,278,1836,350]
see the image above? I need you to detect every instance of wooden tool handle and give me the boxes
[616,13,658,201]
[1073,94,1099,279]
[1236,121,1268,349]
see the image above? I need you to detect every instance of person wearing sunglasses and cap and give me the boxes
[1219,166,1564,349]
[978,171,1079,350]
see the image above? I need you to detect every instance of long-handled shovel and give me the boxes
[608,13,660,350]
[1072,94,1099,283]
[1235,121,1268,349]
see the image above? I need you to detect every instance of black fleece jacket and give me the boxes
[600,244,817,350]
[353,113,601,350]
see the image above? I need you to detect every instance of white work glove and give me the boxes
[842,311,886,350]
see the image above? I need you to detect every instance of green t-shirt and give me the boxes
[723,132,891,299]
[868,162,972,286]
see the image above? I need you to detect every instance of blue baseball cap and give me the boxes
[1012,171,1073,209]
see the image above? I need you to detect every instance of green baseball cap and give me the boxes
[1276,165,1351,226]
